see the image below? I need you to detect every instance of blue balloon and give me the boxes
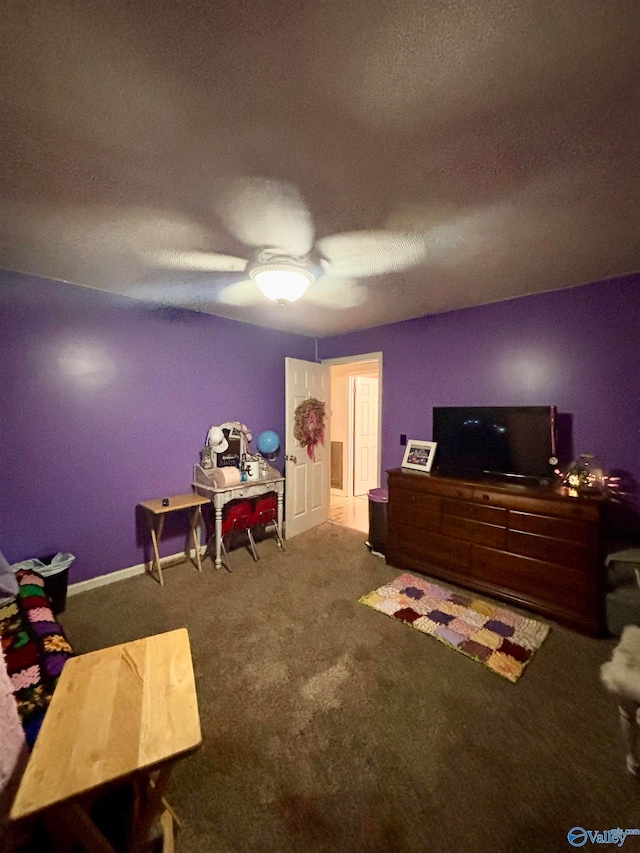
[257,430,280,455]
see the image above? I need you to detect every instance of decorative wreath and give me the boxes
[294,398,326,460]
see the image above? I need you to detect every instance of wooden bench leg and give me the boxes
[45,802,117,853]
[160,808,175,853]
[129,766,174,852]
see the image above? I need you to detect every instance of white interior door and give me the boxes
[285,357,330,539]
[353,375,379,496]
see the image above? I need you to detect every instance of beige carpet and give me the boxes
[55,524,636,853]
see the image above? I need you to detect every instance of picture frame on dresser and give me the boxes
[401,439,437,472]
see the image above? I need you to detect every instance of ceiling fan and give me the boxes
[146,177,427,307]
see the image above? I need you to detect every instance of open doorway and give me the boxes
[324,353,382,533]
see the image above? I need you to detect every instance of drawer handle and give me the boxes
[455,490,464,497]
[481,494,490,501]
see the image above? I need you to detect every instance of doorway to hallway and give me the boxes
[324,351,382,530]
[329,493,369,534]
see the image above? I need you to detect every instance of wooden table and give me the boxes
[139,493,211,586]
[192,464,285,570]
[11,629,202,852]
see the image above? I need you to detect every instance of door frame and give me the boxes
[323,352,383,499]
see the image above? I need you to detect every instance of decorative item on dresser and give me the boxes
[562,453,608,494]
[386,469,607,635]
[401,439,438,473]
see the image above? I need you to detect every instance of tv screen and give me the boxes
[432,406,557,483]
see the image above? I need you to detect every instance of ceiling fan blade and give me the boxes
[306,275,368,309]
[144,249,248,272]
[1,202,214,263]
[317,231,426,279]
[126,275,259,309]
[216,279,263,307]
[215,176,315,257]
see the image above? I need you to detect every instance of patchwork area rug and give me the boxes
[359,573,550,682]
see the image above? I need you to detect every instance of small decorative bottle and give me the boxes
[258,455,269,479]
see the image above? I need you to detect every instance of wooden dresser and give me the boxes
[386,468,607,634]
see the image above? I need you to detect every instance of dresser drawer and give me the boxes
[392,487,440,513]
[441,515,506,549]
[469,545,592,612]
[509,511,590,544]
[417,479,474,501]
[388,525,470,572]
[473,488,600,522]
[506,530,590,571]
[389,488,441,532]
[442,498,507,526]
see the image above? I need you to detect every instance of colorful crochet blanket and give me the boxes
[0,569,73,747]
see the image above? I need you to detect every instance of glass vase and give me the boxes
[562,454,606,494]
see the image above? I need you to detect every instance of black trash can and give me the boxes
[367,488,388,556]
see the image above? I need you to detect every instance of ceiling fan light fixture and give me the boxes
[250,261,315,304]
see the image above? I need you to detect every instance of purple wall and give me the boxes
[320,275,640,532]
[1,273,314,581]
[3,272,639,580]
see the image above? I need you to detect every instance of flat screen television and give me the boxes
[432,406,558,484]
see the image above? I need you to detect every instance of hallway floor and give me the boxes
[329,493,369,534]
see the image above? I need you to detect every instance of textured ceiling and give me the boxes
[1,0,639,336]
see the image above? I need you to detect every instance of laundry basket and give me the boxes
[11,553,75,615]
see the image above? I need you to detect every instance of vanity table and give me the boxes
[193,464,285,569]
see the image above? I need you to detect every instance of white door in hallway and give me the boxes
[285,357,330,539]
[353,375,379,496]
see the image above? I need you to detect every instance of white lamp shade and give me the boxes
[253,268,312,303]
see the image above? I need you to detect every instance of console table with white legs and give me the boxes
[193,464,284,569]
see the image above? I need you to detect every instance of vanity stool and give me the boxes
[251,494,285,552]
[220,500,258,571]
[601,625,640,775]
